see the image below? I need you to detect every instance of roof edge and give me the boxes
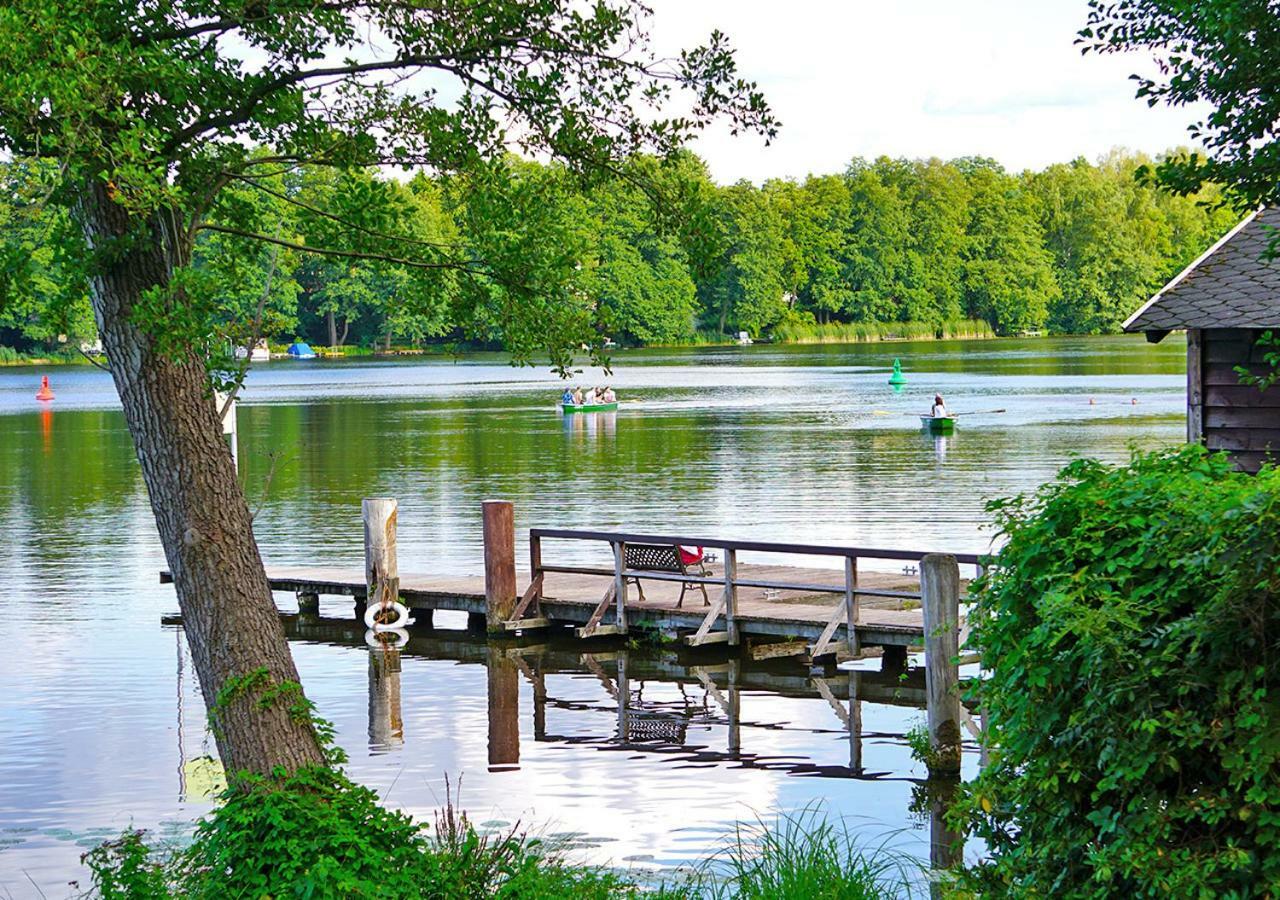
[1122,208,1262,332]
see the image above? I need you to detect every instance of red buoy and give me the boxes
[35,375,54,402]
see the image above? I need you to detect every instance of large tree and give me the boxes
[0,0,773,776]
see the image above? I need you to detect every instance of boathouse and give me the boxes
[1124,207,1280,472]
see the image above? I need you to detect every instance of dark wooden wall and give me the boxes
[1195,327,1280,473]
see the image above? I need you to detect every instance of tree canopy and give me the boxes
[1081,0,1280,213]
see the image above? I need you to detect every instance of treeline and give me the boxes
[0,150,1238,355]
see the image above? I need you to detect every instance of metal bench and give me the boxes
[624,542,711,607]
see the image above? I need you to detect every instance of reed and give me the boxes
[771,318,994,345]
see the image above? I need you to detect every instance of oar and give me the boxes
[951,408,1006,416]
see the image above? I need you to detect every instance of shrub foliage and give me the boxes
[960,446,1280,896]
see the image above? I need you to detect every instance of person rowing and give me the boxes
[561,386,575,406]
[930,393,949,418]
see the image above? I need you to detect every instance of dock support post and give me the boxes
[921,553,961,775]
[482,500,517,633]
[849,671,863,774]
[363,498,399,616]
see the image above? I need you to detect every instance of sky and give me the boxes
[645,0,1202,184]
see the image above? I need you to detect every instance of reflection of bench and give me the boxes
[624,543,711,607]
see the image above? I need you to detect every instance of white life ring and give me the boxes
[364,600,410,631]
[365,627,410,650]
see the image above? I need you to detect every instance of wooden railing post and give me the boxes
[921,553,961,775]
[845,555,860,656]
[529,532,542,585]
[482,499,517,632]
[613,540,628,633]
[363,498,399,614]
[723,547,738,645]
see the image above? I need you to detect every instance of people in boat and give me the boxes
[561,387,575,406]
[931,394,949,418]
[572,387,584,406]
[602,386,616,403]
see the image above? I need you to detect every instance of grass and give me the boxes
[684,806,921,899]
[770,319,994,345]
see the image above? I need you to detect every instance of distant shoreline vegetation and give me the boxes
[1,148,1235,361]
[0,320,1000,366]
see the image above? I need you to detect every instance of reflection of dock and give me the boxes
[269,614,949,778]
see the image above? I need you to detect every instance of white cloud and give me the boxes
[646,0,1205,183]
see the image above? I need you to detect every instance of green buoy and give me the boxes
[888,358,907,386]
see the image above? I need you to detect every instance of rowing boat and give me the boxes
[563,402,619,413]
[920,415,955,433]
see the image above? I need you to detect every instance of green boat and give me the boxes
[920,415,955,433]
[563,402,619,413]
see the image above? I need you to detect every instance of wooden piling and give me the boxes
[921,553,961,775]
[362,498,399,618]
[482,500,517,631]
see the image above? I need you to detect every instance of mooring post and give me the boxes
[482,499,517,632]
[363,498,399,615]
[921,553,961,775]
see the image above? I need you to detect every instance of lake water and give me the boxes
[0,335,1186,893]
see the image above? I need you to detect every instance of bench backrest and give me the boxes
[624,542,685,573]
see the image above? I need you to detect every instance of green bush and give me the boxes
[86,768,643,899]
[959,446,1280,897]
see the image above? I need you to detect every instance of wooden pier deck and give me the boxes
[181,561,953,649]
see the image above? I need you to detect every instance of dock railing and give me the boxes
[517,527,985,655]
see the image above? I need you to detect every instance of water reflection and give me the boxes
[368,644,405,751]
[486,651,520,771]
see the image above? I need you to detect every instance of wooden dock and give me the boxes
[237,562,941,649]
[161,499,985,775]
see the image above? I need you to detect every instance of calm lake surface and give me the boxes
[0,335,1185,892]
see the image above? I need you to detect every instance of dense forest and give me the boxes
[0,148,1239,356]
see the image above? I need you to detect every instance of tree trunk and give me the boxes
[76,180,325,777]
[339,316,350,348]
[327,309,338,349]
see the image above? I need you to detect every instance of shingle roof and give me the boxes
[1123,208,1280,332]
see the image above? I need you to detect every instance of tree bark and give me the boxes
[77,180,325,777]
[327,309,338,349]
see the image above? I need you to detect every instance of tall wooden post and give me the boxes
[363,498,399,616]
[921,553,961,775]
[482,500,517,632]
